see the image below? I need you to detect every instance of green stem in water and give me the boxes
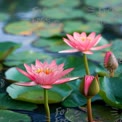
[87,98,93,122]
[44,88,50,122]
[83,54,90,75]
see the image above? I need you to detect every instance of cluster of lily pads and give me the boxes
[0,0,122,121]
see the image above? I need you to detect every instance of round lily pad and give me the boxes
[0,93,37,110]
[85,0,122,8]
[41,8,83,20]
[0,13,9,21]
[4,50,52,66]
[0,110,31,122]
[99,77,122,108]
[63,20,103,34]
[32,38,70,52]
[39,0,81,8]
[4,20,63,37]
[7,84,72,104]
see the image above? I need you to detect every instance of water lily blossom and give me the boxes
[59,32,112,54]
[15,60,78,89]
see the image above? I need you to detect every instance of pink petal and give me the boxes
[80,32,87,38]
[40,85,52,89]
[24,64,31,72]
[35,59,43,67]
[16,68,34,80]
[104,51,112,66]
[60,68,74,78]
[63,38,74,48]
[84,75,94,96]
[82,50,93,54]
[73,32,81,41]
[88,32,96,39]
[15,81,37,86]
[92,34,102,46]
[66,34,75,42]
[59,49,79,53]
[91,43,112,50]
[54,77,79,84]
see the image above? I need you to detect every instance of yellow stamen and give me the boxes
[81,37,86,41]
[35,68,52,74]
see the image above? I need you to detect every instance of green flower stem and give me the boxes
[44,88,50,122]
[83,54,90,75]
[87,98,93,122]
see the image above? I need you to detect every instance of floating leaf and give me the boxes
[99,77,122,108]
[4,50,52,66]
[0,110,31,122]
[4,21,44,35]
[39,0,81,8]
[35,23,63,37]
[65,103,116,122]
[63,20,103,34]
[0,93,37,110]
[0,42,21,61]
[85,0,122,8]
[32,37,70,52]
[41,8,83,20]
[7,84,72,104]
[0,13,9,21]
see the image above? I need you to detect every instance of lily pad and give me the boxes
[84,8,122,24]
[39,0,81,8]
[32,37,70,52]
[85,0,122,8]
[110,39,122,59]
[0,13,9,21]
[0,41,21,61]
[0,93,37,110]
[4,20,63,37]
[0,110,31,122]
[99,77,122,108]
[63,20,103,34]
[41,8,83,20]
[4,50,52,66]
[65,103,116,122]
[7,84,72,104]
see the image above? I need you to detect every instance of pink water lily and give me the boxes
[59,32,112,54]
[15,60,78,89]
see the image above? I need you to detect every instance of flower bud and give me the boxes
[104,51,118,77]
[80,75,100,98]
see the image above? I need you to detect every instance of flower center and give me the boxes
[35,68,52,74]
[87,38,92,41]
[81,37,86,41]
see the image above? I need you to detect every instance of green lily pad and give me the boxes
[0,110,31,122]
[65,103,116,122]
[41,8,83,20]
[7,84,72,104]
[99,77,122,108]
[5,67,29,82]
[4,50,52,66]
[110,39,122,59]
[4,20,63,37]
[0,93,37,110]
[85,0,122,8]
[0,13,9,21]
[32,37,70,52]
[0,42,21,61]
[84,8,122,24]
[63,20,103,34]
[39,0,81,8]
[35,23,63,37]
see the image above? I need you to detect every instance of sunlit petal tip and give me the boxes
[83,51,93,54]
[59,49,79,53]
[15,81,37,86]
[69,77,79,81]
[40,85,52,89]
